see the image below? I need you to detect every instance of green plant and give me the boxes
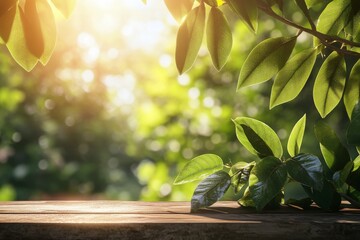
[174,105,360,212]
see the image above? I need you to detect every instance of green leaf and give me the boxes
[191,171,230,212]
[249,156,287,211]
[20,0,45,58]
[6,5,38,71]
[287,114,306,157]
[333,161,354,193]
[51,0,76,18]
[347,102,360,146]
[37,0,57,66]
[227,0,258,32]
[175,2,205,74]
[233,117,283,159]
[303,180,341,211]
[237,37,296,89]
[174,154,223,185]
[305,0,322,8]
[344,59,360,118]
[229,161,254,193]
[206,7,232,71]
[295,0,316,29]
[313,52,346,118]
[314,121,350,172]
[270,49,317,108]
[284,181,312,209]
[286,153,323,191]
[317,0,351,36]
[347,156,360,191]
[164,0,194,21]
[238,187,255,207]
[203,0,225,7]
[0,0,17,43]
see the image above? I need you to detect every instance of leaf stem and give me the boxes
[256,2,360,58]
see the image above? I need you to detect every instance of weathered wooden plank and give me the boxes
[0,201,359,240]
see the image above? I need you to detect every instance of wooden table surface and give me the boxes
[0,201,359,239]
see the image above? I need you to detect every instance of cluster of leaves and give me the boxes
[174,103,360,212]
[0,0,76,71]
[165,0,360,118]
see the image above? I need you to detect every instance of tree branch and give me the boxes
[256,3,360,58]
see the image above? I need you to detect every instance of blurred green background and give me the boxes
[0,0,349,201]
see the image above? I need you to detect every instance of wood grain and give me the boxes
[0,201,359,240]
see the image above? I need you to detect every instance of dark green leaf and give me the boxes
[333,160,354,193]
[313,51,346,118]
[344,59,360,118]
[174,154,223,185]
[347,102,360,146]
[191,171,231,212]
[286,153,323,191]
[206,7,232,71]
[284,181,312,209]
[233,117,283,158]
[317,0,352,35]
[347,156,360,191]
[229,161,254,193]
[237,37,296,89]
[164,0,194,21]
[227,0,258,32]
[238,187,255,207]
[314,121,350,172]
[303,180,341,211]
[249,156,287,211]
[0,0,16,43]
[270,49,317,108]
[287,114,306,157]
[175,2,205,74]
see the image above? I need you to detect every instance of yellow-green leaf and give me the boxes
[344,59,360,118]
[270,49,317,108]
[227,0,258,32]
[313,52,346,118]
[317,0,351,35]
[6,5,38,71]
[203,0,225,7]
[287,114,306,157]
[51,0,76,19]
[20,0,44,58]
[206,7,232,71]
[237,37,296,89]
[164,0,194,21]
[0,0,16,43]
[175,2,205,74]
[37,0,57,65]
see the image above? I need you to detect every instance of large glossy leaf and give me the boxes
[6,5,38,71]
[270,49,317,108]
[344,59,360,118]
[237,37,296,89]
[51,0,76,18]
[173,154,223,185]
[303,180,341,211]
[206,7,232,71]
[164,0,194,21]
[233,117,283,159]
[347,156,360,191]
[314,121,350,172]
[191,171,230,212]
[287,114,306,157]
[37,0,57,66]
[313,52,346,118]
[0,0,16,43]
[20,0,44,58]
[249,156,287,211]
[286,154,323,191]
[175,3,205,74]
[227,0,258,32]
[317,0,351,35]
[347,102,360,146]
